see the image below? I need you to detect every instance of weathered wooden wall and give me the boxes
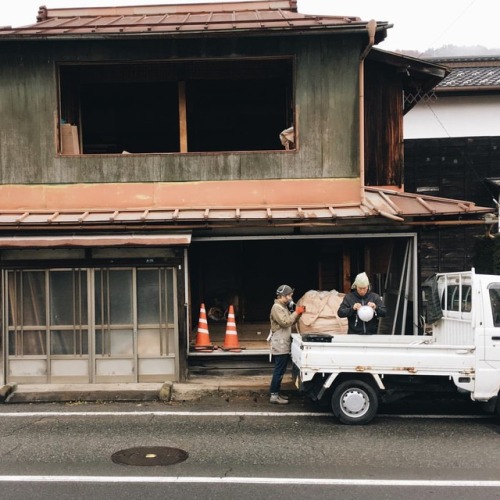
[364,60,404,187]
[0,35,363,185]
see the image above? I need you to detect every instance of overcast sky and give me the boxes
[2,0,499,53]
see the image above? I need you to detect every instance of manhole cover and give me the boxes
[111,446,189,466]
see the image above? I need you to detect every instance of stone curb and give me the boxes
[0,381,271,404]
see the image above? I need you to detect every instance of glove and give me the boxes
[295,306,305,315]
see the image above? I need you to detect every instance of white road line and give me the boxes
[0,411,324,417]
[0,411,491,418]
[0,476,498,487]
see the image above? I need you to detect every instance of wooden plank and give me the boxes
[178,81,188,153]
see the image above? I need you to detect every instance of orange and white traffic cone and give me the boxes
[194,303,214,352]
[222,305,243,352]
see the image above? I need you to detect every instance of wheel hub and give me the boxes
[341,389,368,415]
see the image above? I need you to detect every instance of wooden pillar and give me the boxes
[364,245,371,279]
[178,81,188,153]
[342,246,351,293]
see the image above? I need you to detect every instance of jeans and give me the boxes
[270,353,290,394]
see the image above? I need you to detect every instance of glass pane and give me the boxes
[95,270,132,325]
[95,329,133,355]
[446,285,460,311]
[51,330,73,355]
[95,329,104,355]
[109,271,132,324]
[22,271,46,325]
[461,285,472,313]
[138,328,161,355]
[166,268,174,323]
[7,271,20,326]
[51,330,88,355]
[137,269,160,325]
[8,331,16,356]
[50,270,88,325]
[110,329,133,355]
[23,330,46,355]
[95,270,103,325]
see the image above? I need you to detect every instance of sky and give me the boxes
[1,0,499,53]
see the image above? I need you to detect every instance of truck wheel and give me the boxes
[331,380,378,425]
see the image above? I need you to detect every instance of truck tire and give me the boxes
[331,379,379,425]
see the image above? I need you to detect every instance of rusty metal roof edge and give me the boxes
[0,24,387,42]
[0,202,362,215]
[365,186,490,208]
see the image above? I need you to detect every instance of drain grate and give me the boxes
[111,446,189,466]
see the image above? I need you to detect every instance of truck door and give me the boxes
[486,284,500,362]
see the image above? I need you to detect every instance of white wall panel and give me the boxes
[404,95,500,139]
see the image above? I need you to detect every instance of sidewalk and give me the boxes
[0,375,289,404]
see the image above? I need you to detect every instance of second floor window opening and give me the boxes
[59,58,294,155]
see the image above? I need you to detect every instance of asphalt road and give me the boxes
[0,393,498,499]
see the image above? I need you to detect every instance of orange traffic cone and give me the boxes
[222,305,243,352]
[194,303,214,352]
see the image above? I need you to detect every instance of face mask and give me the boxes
[287,300,296,312]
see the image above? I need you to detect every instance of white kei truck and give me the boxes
[291,270,500,424]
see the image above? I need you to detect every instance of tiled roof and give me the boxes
[438,66,500,89]
[0,1,389,39]
[429,57,500,90]
[0,188,489,232]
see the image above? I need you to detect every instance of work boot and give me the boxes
[270,393,289,405]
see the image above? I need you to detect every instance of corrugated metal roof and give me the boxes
[0,1,389,39]
[0,188,489,230]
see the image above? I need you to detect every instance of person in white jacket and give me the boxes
[268,284,305,404]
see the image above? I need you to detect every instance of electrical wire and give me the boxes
[427,0,479,50]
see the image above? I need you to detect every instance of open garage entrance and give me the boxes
[188,233,418,361]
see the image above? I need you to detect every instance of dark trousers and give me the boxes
[270,353,290,394]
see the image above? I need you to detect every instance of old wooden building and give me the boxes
[0,1,491,385]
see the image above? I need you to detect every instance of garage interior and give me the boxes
[188,234,416,371]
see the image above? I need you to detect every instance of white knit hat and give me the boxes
[352,272,370,289]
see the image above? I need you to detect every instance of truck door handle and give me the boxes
[493,336,500,341]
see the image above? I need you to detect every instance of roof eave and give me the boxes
[0,22,391,41]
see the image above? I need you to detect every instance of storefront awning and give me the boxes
[0,234,191,248]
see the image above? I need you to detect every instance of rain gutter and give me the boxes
[358,20,377,204]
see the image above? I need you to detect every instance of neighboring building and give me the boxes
[0,1,491,385]
[404,57,500,278]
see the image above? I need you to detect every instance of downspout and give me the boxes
[359,19,377,203]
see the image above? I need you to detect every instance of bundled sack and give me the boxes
[296,289,348,334]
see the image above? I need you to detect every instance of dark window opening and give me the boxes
[80,82,179,154]
[59,59,294,155]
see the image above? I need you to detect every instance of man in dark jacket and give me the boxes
[338,272,387,334]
